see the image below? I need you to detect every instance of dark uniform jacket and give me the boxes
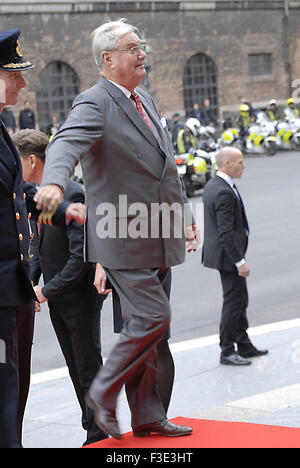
[0,118,68,306]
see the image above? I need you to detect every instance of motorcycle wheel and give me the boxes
[264,141,277,156]
[291,138,300,150]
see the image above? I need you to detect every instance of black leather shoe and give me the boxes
[239,348,269,358]
[133,419,193,438]
[220,353,252,366]
[85,394,121,440]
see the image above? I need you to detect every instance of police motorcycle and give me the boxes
[218,111,277,156]
[244,111,277,156]
[218,123,241,148]
[174,118,214,197]
[196,122,219,175]
[274,99,300,150]
[275,118,300,150]
[198,122,216,146]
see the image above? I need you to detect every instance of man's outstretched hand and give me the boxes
[34,184,86,225]
[34,184,64,212]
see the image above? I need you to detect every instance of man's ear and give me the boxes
[101,51,113,66]
[29,154,38,168]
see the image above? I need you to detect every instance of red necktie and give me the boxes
[37,221,41,237]
[130,92,153,132]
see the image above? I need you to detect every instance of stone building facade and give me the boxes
[1,0,300,129]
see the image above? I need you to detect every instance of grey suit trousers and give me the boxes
[89,267,171,428]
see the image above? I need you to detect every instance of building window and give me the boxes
[183,53,218,118]
[248,53,272,76]
[36,61,80,133]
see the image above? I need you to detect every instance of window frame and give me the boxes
[36,61,80,133]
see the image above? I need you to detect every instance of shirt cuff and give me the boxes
[235,258,246,267]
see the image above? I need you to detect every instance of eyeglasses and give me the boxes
[113,44,148,56]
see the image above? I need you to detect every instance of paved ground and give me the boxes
[23,318,300,448]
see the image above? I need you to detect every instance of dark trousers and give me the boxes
[89,267,171,429]
[219,270,252,357]
[48,294,107,445]
[0,302,34,448]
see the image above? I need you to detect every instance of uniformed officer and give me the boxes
[265,99,280,122]
[0,29,86,448]
[236,104,252,149]
[284,97,300,121]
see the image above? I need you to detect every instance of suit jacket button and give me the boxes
[28,212,32,220]
[13,193,16,199]
[19,233,23,241]
[20,254,24,261]
[16,212,20,220]
[23,193,26,200]
[30,233,34,239]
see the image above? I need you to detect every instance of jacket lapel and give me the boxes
[216,175,235,193]
[216,175,246,223]
[98,77,164,156]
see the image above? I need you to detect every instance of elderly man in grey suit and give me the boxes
[34,19,200,440]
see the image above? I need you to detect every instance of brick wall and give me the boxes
[0,1,299,124]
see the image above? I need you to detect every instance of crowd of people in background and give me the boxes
[0,100,36,135]
[0,101,61,138]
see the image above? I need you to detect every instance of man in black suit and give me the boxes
[202,147,268,366]
[13,129,108,446]
[0,29,86,448]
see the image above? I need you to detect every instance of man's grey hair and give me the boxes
[91,18,140,70]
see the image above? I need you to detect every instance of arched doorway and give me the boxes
[183,53,218,118]
[36,61,80,133]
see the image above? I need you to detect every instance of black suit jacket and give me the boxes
[0,119,69,306]
[29,179,99,309]
[202,175,249,272]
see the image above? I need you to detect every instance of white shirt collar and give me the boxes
[107,79,133,99]
[217,170,234,188]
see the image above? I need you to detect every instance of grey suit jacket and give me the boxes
[42,77,190,269]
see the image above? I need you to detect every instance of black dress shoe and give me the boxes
[133,419,193,438]
[85,394,121,440]
[239,348,269,358]
[220,353,251,366]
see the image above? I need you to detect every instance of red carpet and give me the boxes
[84,417,300,448]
